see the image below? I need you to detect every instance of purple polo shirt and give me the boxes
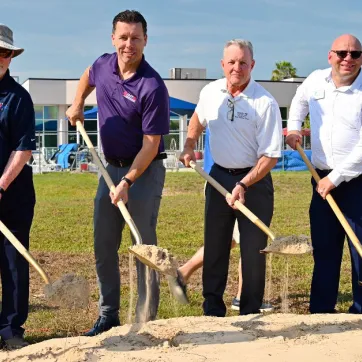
[89,53,170,160]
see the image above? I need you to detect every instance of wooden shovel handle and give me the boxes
[189,161,276,240]
[296,143,362,258]
[76,121,142,245]
[0,220,50,284]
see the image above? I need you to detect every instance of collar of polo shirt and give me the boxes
[325,67,362,93]
[220,77,256,98]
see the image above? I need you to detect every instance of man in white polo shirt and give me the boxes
[287,34,362,314]
[180,39,282,316]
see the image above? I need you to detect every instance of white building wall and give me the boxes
[23,77,303,147]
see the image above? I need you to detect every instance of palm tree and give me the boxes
[271,61,297,80]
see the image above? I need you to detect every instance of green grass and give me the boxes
[13,171,355,342]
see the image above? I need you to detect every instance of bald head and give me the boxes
[331,34,362,51]
[328,34,362,86]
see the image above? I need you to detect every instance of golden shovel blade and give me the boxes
[260,235,313,256]
[128,245,178,277]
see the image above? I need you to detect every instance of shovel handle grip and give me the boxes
[76,120,142,244]
[296,143,362,258]
[189,161,276,240]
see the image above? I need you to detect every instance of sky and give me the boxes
[3,0,362,83]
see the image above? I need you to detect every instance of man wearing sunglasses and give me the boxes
[180,39,282,316]
[287,34,362,314]
[0,24,36,349]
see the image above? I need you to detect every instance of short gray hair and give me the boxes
[224,39,254,59]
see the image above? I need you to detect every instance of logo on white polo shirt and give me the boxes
[123,91,137,103]
[236,112,248,120]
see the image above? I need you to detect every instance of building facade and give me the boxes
[21,77,303,149]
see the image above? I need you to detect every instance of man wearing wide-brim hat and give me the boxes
[0,24,36,350]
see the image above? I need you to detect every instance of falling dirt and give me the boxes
[44,273,90,309]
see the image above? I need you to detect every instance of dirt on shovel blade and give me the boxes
[261,235,313,255]
[44,273,90,308]
[129,245,178,277]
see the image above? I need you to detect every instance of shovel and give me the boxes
[0,220,89,308]
[0,220,50,284]
[189,161,312,255]
[296,143,362,258]
[76,121,180,278]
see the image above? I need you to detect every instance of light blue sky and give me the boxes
[3,0,362,83]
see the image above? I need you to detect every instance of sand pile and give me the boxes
[2,314,362,361]
[261,235,313,255]
[129,245,178,277]
[44,273,90,308]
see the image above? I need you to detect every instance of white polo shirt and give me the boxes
[288,67,362,186]
[195,78,282,168]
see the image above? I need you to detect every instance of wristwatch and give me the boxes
[0,187,5,196]
[121,176,133,187]
[235,181,248,192]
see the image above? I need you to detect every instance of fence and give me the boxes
[30,131,311,173]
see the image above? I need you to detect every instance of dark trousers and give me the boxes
[309,171,362,314]
[0,166,35,340]
[203,165,274,316]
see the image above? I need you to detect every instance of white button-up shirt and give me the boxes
[196,78,282,168]
[288,67,362,186]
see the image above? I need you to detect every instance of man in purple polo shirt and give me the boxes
[66,10,170,336]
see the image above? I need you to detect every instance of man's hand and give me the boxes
[66,103,84,126]
[110,180,129,205]
[286,131,302,150]
[316,176,335,200]
[179,147,196,167]
[226,184,246,209]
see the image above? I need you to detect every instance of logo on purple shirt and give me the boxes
[123,91,137,103]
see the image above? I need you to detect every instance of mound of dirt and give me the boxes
[2,314,362,361]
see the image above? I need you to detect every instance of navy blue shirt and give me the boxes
[0,70,36,195]
[89,53,170,160]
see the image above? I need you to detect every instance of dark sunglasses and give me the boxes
[0,49,12,59]
[227,99,234,121]
[331,50,362,60]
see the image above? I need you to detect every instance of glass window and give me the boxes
[44,134,57,147]
[84,120,97,132]
[280,107,288,120]
[44,119,57,131]
[35,119,43,131]
[68,133,77,144]
[44,106,58,120]
[35,106,43,120]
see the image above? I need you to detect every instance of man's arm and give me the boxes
[286,75,311,148]
[66,67,95,125]
[228,100,282,207]
[179,111,205,167]
[0,150,32,199]
[110,134,161,205]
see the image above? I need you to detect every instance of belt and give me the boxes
[106,153,167,168]
[214,163,252,176]
[316,169,332,178]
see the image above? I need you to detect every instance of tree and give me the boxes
[271,61,297,80]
